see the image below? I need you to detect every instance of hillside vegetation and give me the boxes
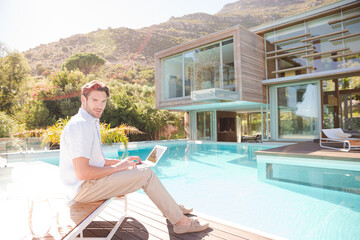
[23,0,337,77]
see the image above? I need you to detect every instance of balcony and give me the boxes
[191,88,238,102]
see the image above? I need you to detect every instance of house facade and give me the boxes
[155,0,360,142]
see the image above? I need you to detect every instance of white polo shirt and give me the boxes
[59,108,105,202]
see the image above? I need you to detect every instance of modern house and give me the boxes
[155,0,360,142]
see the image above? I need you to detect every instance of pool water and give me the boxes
[116,142,360,240]
[35,142,360,239]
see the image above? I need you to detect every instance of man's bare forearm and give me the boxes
[104,158,121,166]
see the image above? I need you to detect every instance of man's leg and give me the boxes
[74,168,183,225]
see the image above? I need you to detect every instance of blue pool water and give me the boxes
[29,141,360,239]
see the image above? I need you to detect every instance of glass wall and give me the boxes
[194,43,221,90]
[162,54,183,99]
[161,38,234,100]
[184,52,194,96]
[222,39,235,91]
[322,76,360,131]
[277,83,319,139]
[196,111,214,140]
[277,24,308,77]
[322,79,338,129]
[343,7,360,69]
[264,8,360,79]
[238,112,267,136]
[307,13,342,72]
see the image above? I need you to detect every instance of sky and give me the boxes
[0,0,237,52]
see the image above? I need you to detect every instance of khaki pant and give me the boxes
[73,167,183,224]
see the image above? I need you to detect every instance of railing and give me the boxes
[0,137,50,168]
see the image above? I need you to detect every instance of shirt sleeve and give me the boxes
[67,121,93,160]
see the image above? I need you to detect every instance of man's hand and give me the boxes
[114,156,142,171]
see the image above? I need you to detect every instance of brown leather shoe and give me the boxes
[179,204,193,215]
[173,217,209,234]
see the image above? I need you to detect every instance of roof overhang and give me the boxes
[164,101,267,112]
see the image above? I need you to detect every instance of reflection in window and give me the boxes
[184,51,194,96]
[343,7,360,69]
[277,83,319,139]
[322,79,338,129]
[197,111,212,140]
[222,39,235,91]
[307,13,342,72]
[194,43,221,90]
[161,38,235,100]
[162,55,183,99]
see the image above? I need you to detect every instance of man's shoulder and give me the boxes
[66,113,91,130]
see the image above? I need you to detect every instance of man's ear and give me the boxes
[81,94,86,106]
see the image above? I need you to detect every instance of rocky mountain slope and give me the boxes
[23,0,338,74]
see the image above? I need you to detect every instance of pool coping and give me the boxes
[255,141,360,161]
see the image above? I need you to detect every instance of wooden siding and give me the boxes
[239,27,265,103]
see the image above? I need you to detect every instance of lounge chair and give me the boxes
[241,134,262,143]
[63,196,127,240]
[320,128,360,152]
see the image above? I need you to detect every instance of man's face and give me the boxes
[81,90,108,119]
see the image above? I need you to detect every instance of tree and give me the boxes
[0,42,7,58]
[0,51,30,114]
[102,81,181,140]
[62,52,106,75]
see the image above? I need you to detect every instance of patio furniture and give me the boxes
[64,196,127,240]
[241,134,262,143]
[320,128,360,152]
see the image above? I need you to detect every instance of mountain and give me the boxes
[23,0,338,75]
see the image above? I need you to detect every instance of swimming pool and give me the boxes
[9,141,360,239]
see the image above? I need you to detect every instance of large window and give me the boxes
[307,13,342,72]
[162,55,183,99]
[322,76,360,131]
[264,8,360,79]
[277,83,319,139]
[194,43,221,90]
[162,38,234,100]
[222,39,235,91]
[343,7,360,69]
[196,111,215,140]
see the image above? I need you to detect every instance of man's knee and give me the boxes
[140,167,155,178]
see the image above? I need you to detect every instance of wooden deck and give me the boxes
[80,193,278,240]
[256,141,360,161]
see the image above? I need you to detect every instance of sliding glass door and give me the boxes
[270,82,320,140]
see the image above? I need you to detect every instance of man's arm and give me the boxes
[104,158,121,166]
[72,156,143,180]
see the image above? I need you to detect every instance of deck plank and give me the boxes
[85,193,274,240]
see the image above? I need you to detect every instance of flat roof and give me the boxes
[250,0,359,34]
[164,101,267,112]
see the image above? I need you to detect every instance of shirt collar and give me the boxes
[78,108,98,123]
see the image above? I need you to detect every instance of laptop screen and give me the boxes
[147,146,167,163]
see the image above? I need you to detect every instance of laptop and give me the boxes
[137,145,167,168]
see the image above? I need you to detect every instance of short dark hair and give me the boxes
[81,80,110,98]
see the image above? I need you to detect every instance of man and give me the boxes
[59,80,209,234]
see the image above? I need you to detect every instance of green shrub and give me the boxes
[0,112,16,137]
[25,101,56,129]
